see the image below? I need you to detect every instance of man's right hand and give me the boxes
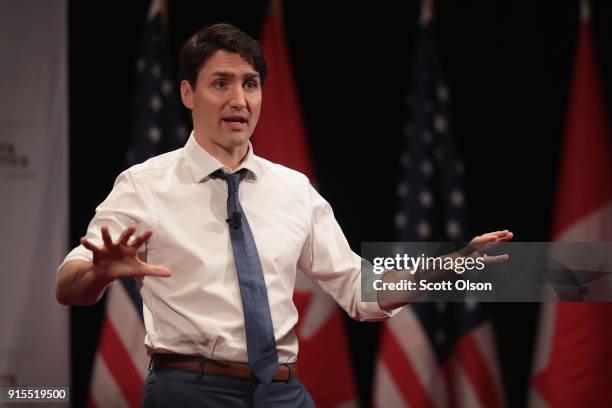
[56,225,172,306]
[80,225,173,282]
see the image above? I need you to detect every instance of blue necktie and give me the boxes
[214,169,279,383]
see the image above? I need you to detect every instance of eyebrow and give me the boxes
[210,71,259,81]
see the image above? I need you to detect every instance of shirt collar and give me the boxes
[183,131,261,182]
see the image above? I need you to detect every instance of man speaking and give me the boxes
[56,23,511,407]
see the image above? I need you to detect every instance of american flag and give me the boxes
[373,16,505,408]
[88,1,187,407]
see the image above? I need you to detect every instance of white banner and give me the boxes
[0,0,69,386]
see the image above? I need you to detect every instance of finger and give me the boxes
[467,235,497,252]
[484,230,510,239]
[140,264,172,277]
[117,225,137,246]
[486,230,509,236]
[480,232,513,253]
[496,231,513,242]
[481,254,509,264]
[101,225,114,249]
[459,231,512,257]
[479,230,510,241]
[80,237,101,252]
[475,235,498,245]
[129,230,153,249]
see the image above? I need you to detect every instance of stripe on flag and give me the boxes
[89,355,130,408]
[374,362,408,408]
[98,315,143,408]
[106,282,149,375]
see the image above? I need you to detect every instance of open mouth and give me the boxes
[222,116,248,125]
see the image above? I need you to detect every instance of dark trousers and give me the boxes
[141,367,316,408]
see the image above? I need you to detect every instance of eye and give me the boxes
[213,80,226,89]
[244,80,258,90]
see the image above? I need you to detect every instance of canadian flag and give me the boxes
[529,2,612,407]
[252,1,358,406]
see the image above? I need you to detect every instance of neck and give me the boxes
[194,132,249,170]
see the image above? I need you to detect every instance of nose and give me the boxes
[228,84,247,110]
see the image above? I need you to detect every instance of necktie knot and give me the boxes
[213,169,244,193]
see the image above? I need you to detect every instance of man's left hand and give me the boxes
[455,229,513,266]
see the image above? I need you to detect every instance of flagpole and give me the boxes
[419,0,433,26]
[270,0,282,16]
[148,0,169,29]
[580,0,590,23]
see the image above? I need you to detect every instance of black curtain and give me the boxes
[68,1,612,407]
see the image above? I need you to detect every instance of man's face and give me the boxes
[181,50,262,151]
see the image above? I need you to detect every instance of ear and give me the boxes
[180,80,194,110]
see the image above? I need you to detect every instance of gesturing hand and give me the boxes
[456,230,514,265]
[80,225,172,281]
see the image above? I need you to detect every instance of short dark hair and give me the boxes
[178,23,268,88]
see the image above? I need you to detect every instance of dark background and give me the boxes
[68,1,612,407]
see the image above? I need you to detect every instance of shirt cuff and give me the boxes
[57,245,93,275]
[357,299,403,322]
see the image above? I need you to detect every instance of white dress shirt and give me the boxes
[61,134,395,363]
